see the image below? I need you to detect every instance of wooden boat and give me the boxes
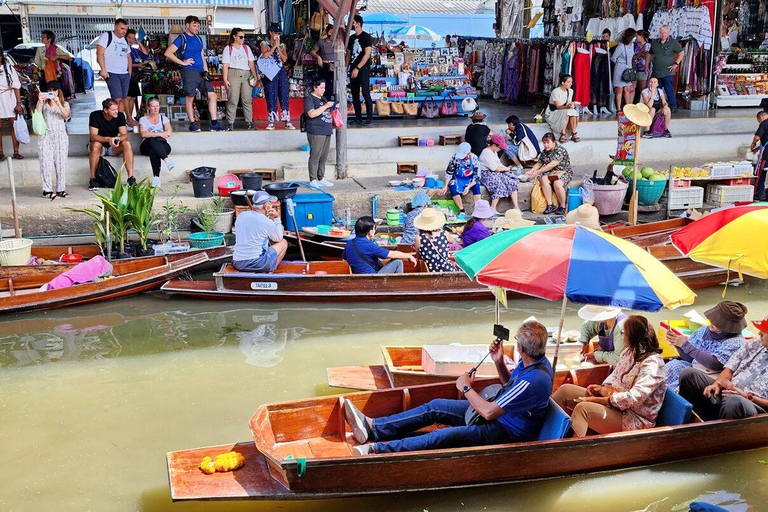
[327,344,593,391]
[0,252,210,315]
[161,261,495,302]
[167,364,768,501]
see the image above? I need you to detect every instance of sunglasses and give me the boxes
[237,35,244,39]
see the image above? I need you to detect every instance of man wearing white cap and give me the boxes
[232,191,288,272]
[440,142,481,220]
[578,305,628,365]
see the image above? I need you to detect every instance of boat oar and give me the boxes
[285,198,306,261]
[105,209,111,262]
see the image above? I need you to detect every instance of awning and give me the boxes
[214,6,256,30]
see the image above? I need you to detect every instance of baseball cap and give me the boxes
[489,133,508,149]
[252,191,277,205]
[753,315,768,333]
[455,142,472,159]
[268,22,282,34]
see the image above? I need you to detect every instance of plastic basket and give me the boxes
[0,238,33,266]
[627,179,667,206]
[430,199,459,215]
[710,163,736,178]
[593,182,629,215]
[671,178,690,188]
[188,231,225,249]
[668,186,704,210]
[706,184,754,206]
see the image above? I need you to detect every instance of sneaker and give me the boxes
[319,178,334,187]
[189,122,201,132]
[543,205,557,215]
[456,212,468,221]
[88,179,99,191]
[151,176,161,188]
[210,121,225,132]
[353,444,376,456]
[246,122,257,131]
[223,123,233,132]
[285,122,296,130]
[343,398,372,444]
[310,179,322,187]
[555,207,566,215]
[349,119,361,126]
[266,123,275,131]
[599,107,611,115]
[165,159,176,171]
[127,176,136,187]
[642,132,654,139]
[663,130,672,138]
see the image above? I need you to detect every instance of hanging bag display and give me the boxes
[390,99,404,115]
[419,96,440,119]
[402,98,418,116]
[439,94,458,117]
[375,97,391,117]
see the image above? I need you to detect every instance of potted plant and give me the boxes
[189,201,225,249]
[154,185,190,254]
[208,196,235,234]
[128,177,160,256]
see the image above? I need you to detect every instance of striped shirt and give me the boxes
[495,357,553,439]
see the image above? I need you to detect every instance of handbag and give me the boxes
[517,131,539,162]
[621,46,638,82]
[257,56,281,81]
[375,97,391,117]
[439,94,458,117]
[419,96,440,119]
[402,98,418,116]
[32,110,47,136]
[530,177,560,213]
[13,116,30,145]
[331,109,344,129]
[391,99,404,115]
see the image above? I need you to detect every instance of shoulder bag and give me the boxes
[419,96,440,119]
[621,46,638,82]
[402,98,418,116]
[439,94,458,117]
[390,99,404,115]
[375,97,391,117]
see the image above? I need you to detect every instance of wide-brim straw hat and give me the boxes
[623,103,653,127]
[471,199,496,219]
[414,208,446,231]
[578,305,623,322]
[493,209,535,230]
[704,301,748,334]
[471,111,486,122]
[565,204,601,230]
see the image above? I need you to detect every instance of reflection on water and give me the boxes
[2,284,768,512]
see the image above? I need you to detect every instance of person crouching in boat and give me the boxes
[553,315,667,437]
[232,191,288,272]
[343,320,553,455]
[577,305,627,365]
[665,301,746,393]
[678,314,768,421]
[401,192,431,246]
[343,216,417,274]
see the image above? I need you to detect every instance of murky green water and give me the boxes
[2,284,768,512]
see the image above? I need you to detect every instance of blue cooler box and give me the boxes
[284,191,335,231]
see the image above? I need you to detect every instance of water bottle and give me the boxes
[543,216,554,225]
[343,208,351,228]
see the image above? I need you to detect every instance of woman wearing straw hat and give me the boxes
[461,199,494,247]
[525,133,573,215]
[577,305,628,365]
[492,209,535,232]
[479,133,521,212]
[441,142,481,219]
[401,192,431,246]
[413,209,456,272]
[565,204,602,231]
[665,301,747,393]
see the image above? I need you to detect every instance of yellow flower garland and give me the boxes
[199,451,245,474]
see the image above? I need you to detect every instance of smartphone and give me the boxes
[43,92,55,99]
[493,324,510,342]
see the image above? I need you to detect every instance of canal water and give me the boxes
[1,284,768,512]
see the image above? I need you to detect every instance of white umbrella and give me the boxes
[389,24,441,42]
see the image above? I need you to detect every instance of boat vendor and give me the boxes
[343,320,553,454]
[665,301,747,393]
[343,216,417,274]
[553,315,667,437]
[401,192,431,246]
[232,191,288,272]
[679,314,768,421]
[578,305,627,365]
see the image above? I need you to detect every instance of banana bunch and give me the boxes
[672,166,708,178]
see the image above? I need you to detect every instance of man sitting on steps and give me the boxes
[343,320,553,455]
[88,98,135,190]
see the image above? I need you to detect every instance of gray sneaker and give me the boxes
[353,443,376,456]
[343,398,372,444]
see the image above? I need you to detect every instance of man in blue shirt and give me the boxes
[344,320,554,454]
[164,15,223,132]
[342,216,417,274]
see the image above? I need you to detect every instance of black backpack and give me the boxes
[174,33,204,62]
[96,157,117,189]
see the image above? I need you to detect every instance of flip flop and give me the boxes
[55,191,70,199]
[12,152,24,160]
[43,191,54,199]
[559,133,567,143]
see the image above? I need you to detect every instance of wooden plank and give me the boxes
[326,365,391,390]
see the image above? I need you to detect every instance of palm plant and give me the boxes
[128,178,160,250]
[156,185,188,244]
[68,169,132,253]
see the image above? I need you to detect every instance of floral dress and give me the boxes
[603,349,667,431]
[479,147,518,199]
[538,144,573,187]
[665,326,743,393]
[418,232,456,272]
[38,101,70,193]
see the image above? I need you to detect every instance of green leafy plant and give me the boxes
[156,185,188,244]
[68,169,132,253]
[128,178,160,250]
[194,198,223,238]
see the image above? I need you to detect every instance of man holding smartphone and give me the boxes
[232,191,288,272]
[88,98,135,190]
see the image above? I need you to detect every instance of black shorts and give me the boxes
[128,77,142,98]
[181,68,213,97]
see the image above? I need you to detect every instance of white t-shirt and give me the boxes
[222,44,255,71]
[479,147,503,172]
[233,210,283,261]
[97,31,130,75]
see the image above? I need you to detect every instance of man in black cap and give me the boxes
[347,14,373,126]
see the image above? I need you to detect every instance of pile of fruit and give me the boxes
[622,166,669,182]
[672,166,709,178]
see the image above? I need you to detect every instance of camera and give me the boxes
[202,71,213,82]
[43,92,56,99]
[493,324,510,342]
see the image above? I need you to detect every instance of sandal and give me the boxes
[55,191,70,199]
[12,152,24,160]
[571,133,581,142]
[558,133,567,143]
[0,153,6,162]
[43,191,54,199]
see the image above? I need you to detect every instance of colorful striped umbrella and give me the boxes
[389,24,441,42]
[671,204,768,280]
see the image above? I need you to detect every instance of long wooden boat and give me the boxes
[327,344,592,391]
[161,261,495,302]
[0,252,210,315]
[168,364,768,501]
[283,231,409,261]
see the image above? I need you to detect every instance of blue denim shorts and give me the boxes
[105,73,131,99]
[232,247,279,272]
[448,179,481,197]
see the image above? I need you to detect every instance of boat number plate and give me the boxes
[251,282,278,291]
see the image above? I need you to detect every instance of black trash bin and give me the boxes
[190,167,216,198]
[240,172,263,191]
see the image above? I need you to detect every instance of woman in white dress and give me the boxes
[611,28,638,114]
[545,74,580,143]
[36,80,70,199]
[0,52,24,160]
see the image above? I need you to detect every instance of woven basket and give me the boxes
[188,231,225,249]
[0,238,33,266]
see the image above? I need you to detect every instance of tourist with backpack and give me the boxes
[222,27,257,130]
[88,98,135,190]
[640,77,672,139]
[164,15,224,132]
[96,19,131,119]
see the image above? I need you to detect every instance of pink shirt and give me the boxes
[603,349,667,431]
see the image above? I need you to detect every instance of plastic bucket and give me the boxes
[240,172,263,191]
[592,182,628,215]
[188,231,225,249]
[386,209,400,226]
[192,177,214,198]
[567,187,583,212]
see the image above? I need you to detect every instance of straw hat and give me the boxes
[471,199,496,219]
[471,111,487,122]
[623,103,652,127]
[493,209,535,230]
[414,208,446,231]
[704,301,748,334]
[565,204,601,230]
[578,305,623,322]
